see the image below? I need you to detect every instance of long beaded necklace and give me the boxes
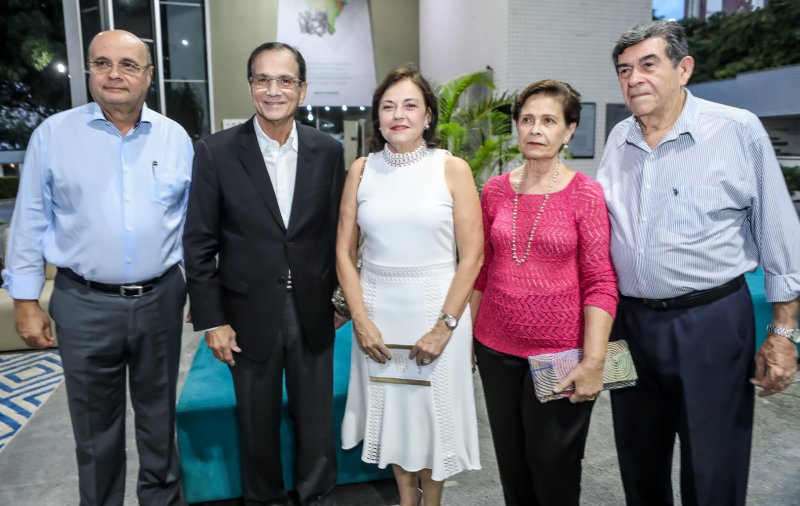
[511,159,561,266]
[382,142,429,167]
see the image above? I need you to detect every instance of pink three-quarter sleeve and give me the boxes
[574,177,618,317]
[474,179,499,293]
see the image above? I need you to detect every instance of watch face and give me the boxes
[444,315,457,329]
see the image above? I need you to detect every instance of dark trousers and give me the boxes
[474,339,595,506]
[230,290,336,506]
[611,283,755,506]
[49,268,185,506]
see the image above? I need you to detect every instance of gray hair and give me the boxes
[612,20,689,68]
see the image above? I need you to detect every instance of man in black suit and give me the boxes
[184,42,345,506]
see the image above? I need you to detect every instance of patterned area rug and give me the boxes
[0,351,64,452]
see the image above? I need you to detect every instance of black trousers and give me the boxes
[230,290,336,506]
[474,339,595,506]
[50,268,185,506]
[611,283,755,506]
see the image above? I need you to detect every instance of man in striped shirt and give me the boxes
[597,20,800,506]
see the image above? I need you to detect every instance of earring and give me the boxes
[424,124,430,131]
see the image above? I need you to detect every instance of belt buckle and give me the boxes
[120,285,145,297]
[643,298,669,309]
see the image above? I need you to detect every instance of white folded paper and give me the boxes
[367,345,433,386]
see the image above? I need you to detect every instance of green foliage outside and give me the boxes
[782,166,800,195]
[1,0,69,150]
[682,0,800,83]
[435,71,520,186]
[0,177,20,199]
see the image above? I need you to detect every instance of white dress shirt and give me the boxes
[253,117,298,227]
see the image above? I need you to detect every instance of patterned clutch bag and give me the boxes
[527,340,638,403]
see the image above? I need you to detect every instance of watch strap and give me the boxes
[766,324,800,344]
[439,311,458,330]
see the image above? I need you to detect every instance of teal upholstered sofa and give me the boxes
[176,322,391,504]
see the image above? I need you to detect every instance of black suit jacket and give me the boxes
[184,119,345,360]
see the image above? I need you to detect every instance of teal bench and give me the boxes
[744,268,800,352]
[746,269,770,349]
[176,322,391,504]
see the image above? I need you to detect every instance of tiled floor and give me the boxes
[0,351,63,452]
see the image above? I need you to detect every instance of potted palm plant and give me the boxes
[434,71,520,187]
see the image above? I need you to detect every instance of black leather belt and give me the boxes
[58,265,177,297]
[622,275,745,310]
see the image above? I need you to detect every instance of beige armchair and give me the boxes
[0,228,58,351]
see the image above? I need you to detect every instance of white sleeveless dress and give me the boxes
[340,148,481,481]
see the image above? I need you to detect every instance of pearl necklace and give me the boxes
[382,142,429,167]
[511,160,561,266]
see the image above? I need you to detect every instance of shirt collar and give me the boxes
[87,101,152,129]
[621,88,699,149]
[253,117,298,152]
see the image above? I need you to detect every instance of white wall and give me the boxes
[506,0,651,175]
[420,0,652,176]
[419,0,509,87]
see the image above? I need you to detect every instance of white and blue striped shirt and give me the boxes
[597,90,800,302]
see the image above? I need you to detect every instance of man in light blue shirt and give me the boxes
[2,30,193,505]
[598,20,800,506]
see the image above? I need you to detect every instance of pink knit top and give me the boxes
[474,171,618,358]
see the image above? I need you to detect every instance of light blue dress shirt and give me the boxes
[597,90,800,302]
[2,102,194,300]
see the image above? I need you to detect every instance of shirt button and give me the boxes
[642,216,647,222]
[645,185,651,191]
[126,227,133,232]
[639,249,644,255]
[126,259,132,264]
[125,197,131,203]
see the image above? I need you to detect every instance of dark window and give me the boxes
[160,1,209,139]
[112,0,154,40]
[606,103,631,140]
[165,82,209,140]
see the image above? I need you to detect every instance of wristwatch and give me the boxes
[766,324,800,345]
[439,311,458,330]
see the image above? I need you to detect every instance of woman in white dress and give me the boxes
[337,65,483,506]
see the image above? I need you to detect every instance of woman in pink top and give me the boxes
[471,80,618,506]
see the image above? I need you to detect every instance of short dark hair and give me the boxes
[512,80,582,128]
[246,42,306,82]
[370,64,439,152]
[612,20,689,68]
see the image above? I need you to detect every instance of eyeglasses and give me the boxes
[87,59,152,76]
[249,75,303,90]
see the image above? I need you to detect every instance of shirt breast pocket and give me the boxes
[665,185,722,240]
[151,166,187,207]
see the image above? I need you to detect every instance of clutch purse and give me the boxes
[527,340,638,403]
[331,284,352,319]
